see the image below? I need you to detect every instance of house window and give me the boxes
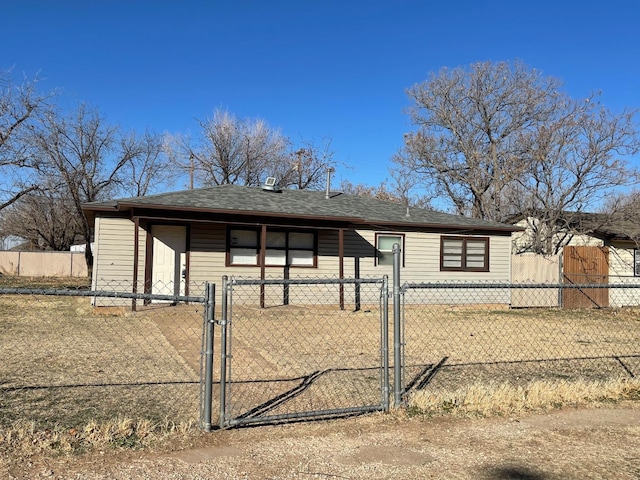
[635,249,640,277]
[228,228,316,267]
[376,233,404,266]
[229,229,259,265]
[440,236,489,272]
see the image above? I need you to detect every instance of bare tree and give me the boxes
[600,190,640,246]
[339,150,433,208]
[339,179,401,202]
[398,61,562,220]
[278,137,337,190]
[0,189,81,251]
[120,129,174,197]
[0,69,52,210]
[510,94,640,254]
[339,175,432,208]
[28,104,142,267]
[181,109,289,187]
[397,60,640,254]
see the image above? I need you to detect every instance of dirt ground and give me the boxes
[3,405,640,480]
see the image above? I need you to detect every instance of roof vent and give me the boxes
[262,177,277,191]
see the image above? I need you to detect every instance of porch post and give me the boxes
[132,217,139,311]
[260,224,267,308]
[339,228,345,310]
[144,227,153,304]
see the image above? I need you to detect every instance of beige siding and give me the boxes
[350,230,512,284]
[186,227,511,284]
[92,216,137,306]
[609,243,634,277]
[564,234,604,247]
[608,242,640,307]
[400,232,512,305]
[188,223,226,296]
[189,227,351,285]
[0,252,19,275]
[93,216,514,307]
[185,225,511,306]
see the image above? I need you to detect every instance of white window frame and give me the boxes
[375,233,405,266]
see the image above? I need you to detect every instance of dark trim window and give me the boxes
[634,249,640,277]
[440,236,489,272]
[227,228,317,267]
[375,233,405,266]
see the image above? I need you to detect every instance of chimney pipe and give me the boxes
[325,167,334,199]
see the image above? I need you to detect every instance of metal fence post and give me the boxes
[202,282,215,431]
[219,275,229,428]
[381,275,390,411]
[392,243,403,407]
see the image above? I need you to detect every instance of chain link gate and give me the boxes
[203,276,389,428]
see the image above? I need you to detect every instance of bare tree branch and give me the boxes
[0,69,53,212]
[395,60,640,254]
[279,137,337,190]
[177,109,290,187]
[27,104,145,266]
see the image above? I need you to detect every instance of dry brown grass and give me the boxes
[0,294,202,431]
[403,305,640,364]
[408,377,640,417]
[0,275,91,289]
[0,416,198,457]
[2,287,640,457]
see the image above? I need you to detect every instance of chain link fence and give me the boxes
[400,281,640,403]
[3,268,640,434]
[0,280,206,431]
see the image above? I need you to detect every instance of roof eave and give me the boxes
[87,200,520,233]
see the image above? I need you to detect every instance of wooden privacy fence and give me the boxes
[512,248,615,308]
[0,251,88,277]
[562,245,609,308]
[511,253,561,307]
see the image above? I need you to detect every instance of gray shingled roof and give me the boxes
[84,184,518,232]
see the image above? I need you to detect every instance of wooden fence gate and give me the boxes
[562,246,609,308]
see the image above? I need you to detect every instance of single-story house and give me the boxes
[82,184,520,308]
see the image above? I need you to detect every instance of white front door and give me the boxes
[151,225,187,299]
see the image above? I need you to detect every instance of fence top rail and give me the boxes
[0,287,205,303]
[403,282,640,291]
[230,277,386,286]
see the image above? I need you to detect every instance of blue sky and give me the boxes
[2,0,640,189]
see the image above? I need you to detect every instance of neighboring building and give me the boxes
[70,243,94,253]
[511,211,640,307]
[0,235,24,251]
[510,211,639,254]
[82,184,520,307]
